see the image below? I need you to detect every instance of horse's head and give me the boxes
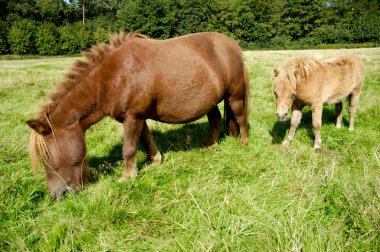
[273,67,298,121]
[26,115,86,200]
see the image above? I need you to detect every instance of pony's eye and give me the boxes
[291,93,296,98]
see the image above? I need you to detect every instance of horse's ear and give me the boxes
[273,69,279,77]
[26,119,51,135]
[293,70,299,79]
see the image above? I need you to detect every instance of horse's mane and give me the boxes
[36,32,148,119]
[288,57,324,80]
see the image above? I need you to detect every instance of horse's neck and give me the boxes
[50,79,104,130]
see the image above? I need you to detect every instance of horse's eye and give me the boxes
[291,93,296,98]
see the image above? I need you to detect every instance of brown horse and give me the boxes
[273,55,364,149]
[26,32,250,199]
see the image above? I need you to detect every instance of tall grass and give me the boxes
[0,49,379,251]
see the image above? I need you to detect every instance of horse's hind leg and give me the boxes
[228,99,248,145]
[335,102,343,128]
[206,106,221,147]
[348,91,361,131]
[119,116,144,182]
[140,121,161,164]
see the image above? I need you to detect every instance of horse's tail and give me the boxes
[224,63,250,136]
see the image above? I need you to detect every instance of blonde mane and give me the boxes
[29,131,52,173]
[289,57,324,80]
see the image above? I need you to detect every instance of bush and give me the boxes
[308,25,353,44]
[0,20,9,54]
[35,23,60,55]
[93,27,109,44]
[353,14,380,43]
[268,36,292,49]
[8,19,37,54]
[58,23,92,55]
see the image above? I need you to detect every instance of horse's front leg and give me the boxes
[140,121,161,164]
[206,106,221,147]
[119,116,144,182]
[283,103,303,146]
[311,103,323,149]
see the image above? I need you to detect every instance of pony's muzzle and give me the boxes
[276,113,288,121]
[50,184,74,200]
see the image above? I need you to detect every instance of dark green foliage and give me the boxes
[8,19,37,54]
[58,23,92,55]
[35,23,60,55]
[353,14,380,43]
[1,0,379,55]
[308,25,353,44]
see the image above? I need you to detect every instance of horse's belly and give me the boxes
[154,101,218,124]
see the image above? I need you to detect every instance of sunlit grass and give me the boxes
[1,48,379,251]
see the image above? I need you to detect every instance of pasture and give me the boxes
[1,48,379,251]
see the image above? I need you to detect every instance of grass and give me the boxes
[1,48,379,251]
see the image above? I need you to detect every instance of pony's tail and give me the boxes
[224,64,250,136]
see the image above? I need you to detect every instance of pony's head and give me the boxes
[27,114,86,200]
[272,66,298,121]
[273,57,322,121]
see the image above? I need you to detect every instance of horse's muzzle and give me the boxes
[276,113,288,121]
[50,185,74,200]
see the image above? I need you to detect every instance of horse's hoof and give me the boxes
[349,127,354,132]
[313,145,321,150]
[205,142,218,148]
[151,152,162,164]
[118,168,137,182]
[336,124,342,129]
[282,140,290,146]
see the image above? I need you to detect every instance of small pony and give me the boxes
[26,32,250,199]
[273,55,364,149]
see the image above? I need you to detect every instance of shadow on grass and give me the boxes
[88,122,223,183]
[269,106,349,144]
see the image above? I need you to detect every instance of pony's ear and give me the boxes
[293,70,299,79]
[26,119,51,135]
[273,69,279,77]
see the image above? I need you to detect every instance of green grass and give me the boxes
[1,49,379,251]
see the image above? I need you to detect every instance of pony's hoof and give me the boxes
[349,127,354,132]
[206,142,218,148]
[313,145,321,150]
[118,168,137,182]
[336,124,342,129]
[151,152,162,164]
[282,140,290,146]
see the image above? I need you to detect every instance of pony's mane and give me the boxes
[36,32,148,119]
[288,57,324,80]
[29,130,52,173]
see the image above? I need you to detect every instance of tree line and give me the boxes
[1,0,379,55]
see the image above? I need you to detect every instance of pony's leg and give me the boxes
[348,92,361,131]
[206,106,221,147]
[335,102,343,128]
[140,121,161,164]
[283,104,303,146]
[311,103,323,149]
[119,117,144,182]
[229,99,248,145]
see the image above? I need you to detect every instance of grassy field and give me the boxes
[1,48,379,251]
